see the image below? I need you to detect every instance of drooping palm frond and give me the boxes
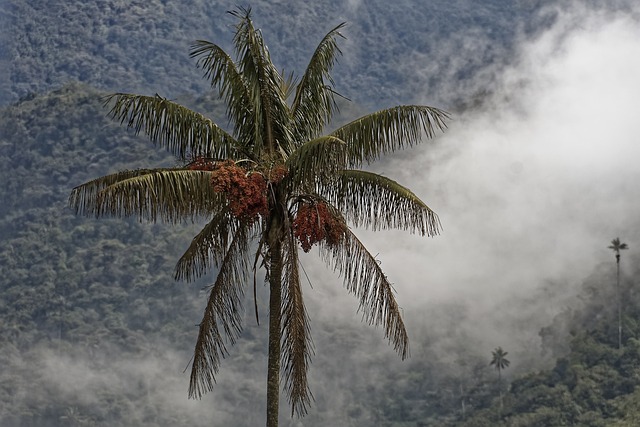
[230,7,292,158]
[70,169,224,223]
[190,40,255,152]
[330,105,449,167]
[323,169,441,236]
[104,93,242,160]
[284,136,347,191]
[69,168,163,216]
[319,227,409,359]
[291,23,346,143]
[281,228,314,417]
[174,209,240,282]
[189,222,256,399]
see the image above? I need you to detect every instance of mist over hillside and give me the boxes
[2,0,640,425]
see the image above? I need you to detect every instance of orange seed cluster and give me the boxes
[210,160,268,220]
[293,202,346,252]
[186,156,217,171]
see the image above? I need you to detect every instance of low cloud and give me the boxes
[356,3,640,361]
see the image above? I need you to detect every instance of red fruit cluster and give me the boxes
[293,202,346,252]
[186,156,217,171]
[210,160,268,220]
[266,163,288,184]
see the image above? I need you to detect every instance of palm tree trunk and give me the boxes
[460,384,466,420]
[497,368,503,419]
[617,258,622,349]
[266,238,283,427]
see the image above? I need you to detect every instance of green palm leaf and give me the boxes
[69,168,163,216]
[71,169,224,223]
[190,40,255,151]
[175,210,240,282]
[230,8,292,158]
[281,229,314,417]
[319,228,409,359]
[324,169,440,236]
[330,105,449,167]
[291,23,346,142]
[284,135,347,191]
[189,222,255,399]
[104,93,242,160]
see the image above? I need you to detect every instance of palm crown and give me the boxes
[69,8,449,422]
[490,347,510,371]
[609,237,628,263]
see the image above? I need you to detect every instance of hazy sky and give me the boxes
[339,2,640,362]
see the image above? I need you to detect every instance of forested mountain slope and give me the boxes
[3,0,554,107]
[3,1,640,425]
[1,82,639,426]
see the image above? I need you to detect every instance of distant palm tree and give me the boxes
[490,347,510,418]
[69,8,448,427]
[490,347,510,383]
[609,237,629,349]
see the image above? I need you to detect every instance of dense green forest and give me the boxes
[2,0,556,108]
[1,82,639,426]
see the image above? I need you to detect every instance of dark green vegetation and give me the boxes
[1,80,639,426]
[2,0,557,107]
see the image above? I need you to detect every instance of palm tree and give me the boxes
[69,8,448,427]
[609,237,629,349]
[490,347,510,383]
[490,347,510,418]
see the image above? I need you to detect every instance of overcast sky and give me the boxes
[331,2,640,361]
[283,2,640,381]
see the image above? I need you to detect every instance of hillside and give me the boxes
[1,81,639,427]
[2,0,554,108]
[3,1,640,425]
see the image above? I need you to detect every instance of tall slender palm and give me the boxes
[69,8,448,426]
[609,237,629,349]
[490,347,510,383]
[490,347,510,418]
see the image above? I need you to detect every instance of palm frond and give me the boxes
[281,229,314,417]
[319,228,409,359]
[69,168,162,216]
[291,23,346,142]
[189,222,255,399]
[230,8,293,158]
[330,105,449,167]
[175,209,239,282]
[284,136,347,191]
[280,69,299,101]
[70,169,224,223]
[190,40,255,151]
[104,93,242,161]
[323,170,441,236]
